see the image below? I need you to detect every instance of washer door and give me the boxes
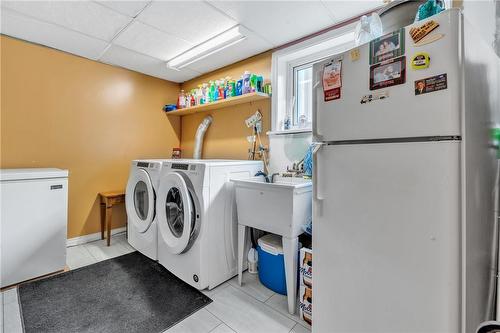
[157,172,195,254]
[125,169,155,233]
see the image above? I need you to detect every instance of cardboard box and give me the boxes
[299,285,312,325]
[299,247,312,287]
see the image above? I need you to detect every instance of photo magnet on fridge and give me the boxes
[369,56,406,90]
[415,73,447,95]
[322,57,342,101]
[369,28,405,65]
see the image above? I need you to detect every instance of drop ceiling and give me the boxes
[0,1,384,83]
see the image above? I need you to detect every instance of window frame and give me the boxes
[271,22,357,133]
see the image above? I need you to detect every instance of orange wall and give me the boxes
[180,51,272,160]
[0,36,180,238]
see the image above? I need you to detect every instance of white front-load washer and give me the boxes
[156,159,262,290]
[125,159,166,260]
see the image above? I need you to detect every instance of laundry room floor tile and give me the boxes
[202,281,230,298]
[83,238,131,261]
[290,323,311,333]
[265,294,311,330]
[164,308,221,333]
[66,244,97,269]
[206,285,295,333]
[210,323,236,333]
[228,271,275,302]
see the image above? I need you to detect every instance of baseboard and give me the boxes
[66,227,127,247]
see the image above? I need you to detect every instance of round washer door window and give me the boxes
[165,187,185,238]
[125,169,155,233]
[134,180,150,220]
[157,172,194,254]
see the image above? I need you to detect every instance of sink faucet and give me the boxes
[270,173,280,183]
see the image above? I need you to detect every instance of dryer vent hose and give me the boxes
[193,115,213,159]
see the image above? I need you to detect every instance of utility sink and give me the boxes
[232,176,312,238]
[232,175,312,315]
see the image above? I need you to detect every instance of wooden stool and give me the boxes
[99,191,125,246]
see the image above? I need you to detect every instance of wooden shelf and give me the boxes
[165,92,270,116]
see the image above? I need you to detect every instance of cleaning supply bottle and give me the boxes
[242,71,251,94]
[250,74,258,92]
[236,77,243,96]
[218,79,225,100]
[248,247,258,274]
[177,90,186,109]
[209,81,216,102]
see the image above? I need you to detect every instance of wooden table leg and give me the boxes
[100,203,105,240]
[106,205,112,246]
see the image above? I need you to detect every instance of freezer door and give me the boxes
[313,141,461,332]
[313,9,461,142]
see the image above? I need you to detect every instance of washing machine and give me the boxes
[156,159,263,290]
[125,159,166,260]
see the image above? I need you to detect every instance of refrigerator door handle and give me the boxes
[313,143,325,202]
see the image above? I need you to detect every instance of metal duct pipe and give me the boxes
[193,115,213,159]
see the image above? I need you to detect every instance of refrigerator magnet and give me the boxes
[322,58,342,101]
[411,52,430,70]
[360,90,389,104]
[409,20,440,44]
[369,28,405,65]
[415,73,447,95]
[369,56,406,90]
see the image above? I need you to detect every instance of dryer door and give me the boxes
[157,172,195,255]
[125,169,155,233]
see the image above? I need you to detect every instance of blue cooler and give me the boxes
[257,234,287,295]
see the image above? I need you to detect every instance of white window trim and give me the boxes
[271,22,357,133]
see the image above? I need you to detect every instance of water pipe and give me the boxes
[193,115,213,159]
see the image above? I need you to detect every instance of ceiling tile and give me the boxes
[208,0,335,46]
[185,30,272,75]
[321,0,384,23]
[1,1,131,41]
[137,1,237,45]
[100,44,201,82]
[113,21,192,61]
[1,8,109,60]
[96,1,151,18]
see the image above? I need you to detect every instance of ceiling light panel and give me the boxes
[167,25,248,70]
[184,28,273,74]
[1,8,109,60]
[113,21,192,61]
[208,0,336,46]
[137,1,237,45]
[100,44,201,82]
[1,1,131,41]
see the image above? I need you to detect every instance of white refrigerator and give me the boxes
[312,9,499,333]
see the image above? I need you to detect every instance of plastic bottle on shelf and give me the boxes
[242,71,251,94]
[177,90,186,109]
[209,81,216,102]
[218,79,225,100]
[236,77,243,96]
[250,74,258,92]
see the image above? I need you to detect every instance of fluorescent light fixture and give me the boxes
[167,25,247,70]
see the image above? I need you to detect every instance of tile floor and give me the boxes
[1,233,311,333]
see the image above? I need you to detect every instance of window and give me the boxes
[271,24,356,133]
[293,64,313,128]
